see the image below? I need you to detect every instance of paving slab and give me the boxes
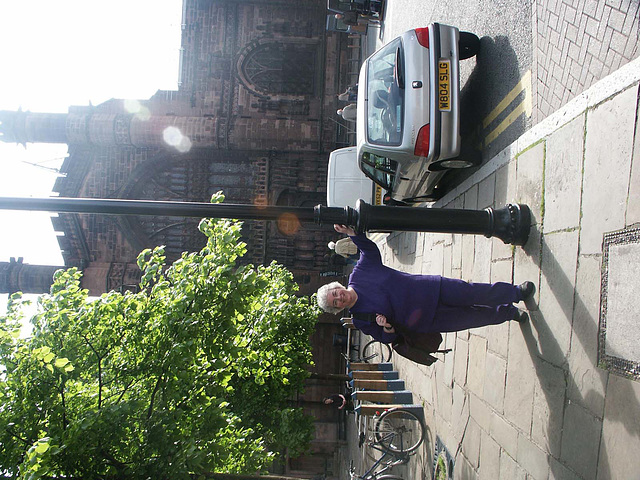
[477,174,496,210]
[453,335,469,386]
[493,162,519,261]
[598,373,640,479]
[627,98,640,225]
[548,457,583,480]
[454,455,478,480]
[580,85,638,255]
[504,324,536,433]
[516,432,550,480]
[472,235,492,283]
[537,229,580,367]
[567,255,608,419]
[462,186,479,281]
[602,241,640,363]
[461,417,481,470]
[500,452,528,480]
[469,391,492,434]
[452,383,469,442]
[543,114,586,233]
[516,141,545,224]
[467,334,488,395]
[435,378,453,425]
[531,358,566,458]
[489,412,519,461]
[515,224,542,306]
[560,402,602,480]
[482,350,507,413]
[478,430,501,480]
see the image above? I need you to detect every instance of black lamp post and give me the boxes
[0,197,531,246]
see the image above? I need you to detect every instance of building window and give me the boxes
[242,42,317,96]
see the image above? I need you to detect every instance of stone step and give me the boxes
[350,370,399,380]
[348,362,394,371]
[350,378,405,390]
[352,389,413,404]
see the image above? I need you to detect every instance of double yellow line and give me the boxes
[477,70,532,149]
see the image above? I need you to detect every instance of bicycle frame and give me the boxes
[350,434,409,479]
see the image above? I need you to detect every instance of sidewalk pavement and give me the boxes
[363,56,640,479]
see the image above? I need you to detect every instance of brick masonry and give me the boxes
[532,0,640,123]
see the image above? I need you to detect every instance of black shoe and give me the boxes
[513,309,529,323]
[518,281,536,301]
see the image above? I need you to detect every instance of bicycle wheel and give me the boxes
[376,476,404,480]
[361,340,393,363]
[374,408,425,454]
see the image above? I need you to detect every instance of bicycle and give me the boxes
[348,407,425,480]
[340,316,393,363]
[360,339,393,363]
[349,339,393,363]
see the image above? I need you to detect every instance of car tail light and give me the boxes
[415,27,429,48]
[414,124,430,157]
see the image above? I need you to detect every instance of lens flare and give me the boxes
[162,126,192,153]
[253,194,268,208]
[124,99,151,120]
[277,213,301,236]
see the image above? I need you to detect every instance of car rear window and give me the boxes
[366,38,404,146]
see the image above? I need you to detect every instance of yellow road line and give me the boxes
[482,70,532,148]
[483,100,528,147]
[482,70,532,128]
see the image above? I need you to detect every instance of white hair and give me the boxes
[317,281,344,314]
[328,241,336,250]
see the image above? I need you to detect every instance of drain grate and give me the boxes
[433,436,454,480]
[599,225,640,381]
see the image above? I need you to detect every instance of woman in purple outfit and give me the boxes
[317,225,535,344]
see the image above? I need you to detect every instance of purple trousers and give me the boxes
[430,278,521,332]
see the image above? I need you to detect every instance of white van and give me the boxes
[326,147,384,208]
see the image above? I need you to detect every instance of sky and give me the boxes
[0,0,183,312]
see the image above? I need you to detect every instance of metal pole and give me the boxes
[314,201,531,246]
[0,196,317,222]
[0,196,531,246]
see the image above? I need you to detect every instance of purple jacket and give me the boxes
[348,234,441,344]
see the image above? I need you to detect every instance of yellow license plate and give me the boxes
[438,60,451,111]
[374,184,383,205]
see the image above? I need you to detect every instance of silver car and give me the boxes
[356,23,479,203]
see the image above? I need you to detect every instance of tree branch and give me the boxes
[147,370,164,420]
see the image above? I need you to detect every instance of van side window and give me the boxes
[360,152,397,190]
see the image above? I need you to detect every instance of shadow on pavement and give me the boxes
[442,35,528,193]
[519,233,640,479]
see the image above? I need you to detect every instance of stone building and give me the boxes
[0,0,357,477]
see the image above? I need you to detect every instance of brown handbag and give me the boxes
[351,313,451,366]
[392,333,448,366]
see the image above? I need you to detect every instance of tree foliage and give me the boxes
[0,193,319,479]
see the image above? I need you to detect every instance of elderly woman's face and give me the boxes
[330,285,355,310]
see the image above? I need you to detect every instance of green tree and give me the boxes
[0,193,319,479]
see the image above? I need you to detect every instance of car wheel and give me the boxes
[459,32,480,60]
[429,158,475,171]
